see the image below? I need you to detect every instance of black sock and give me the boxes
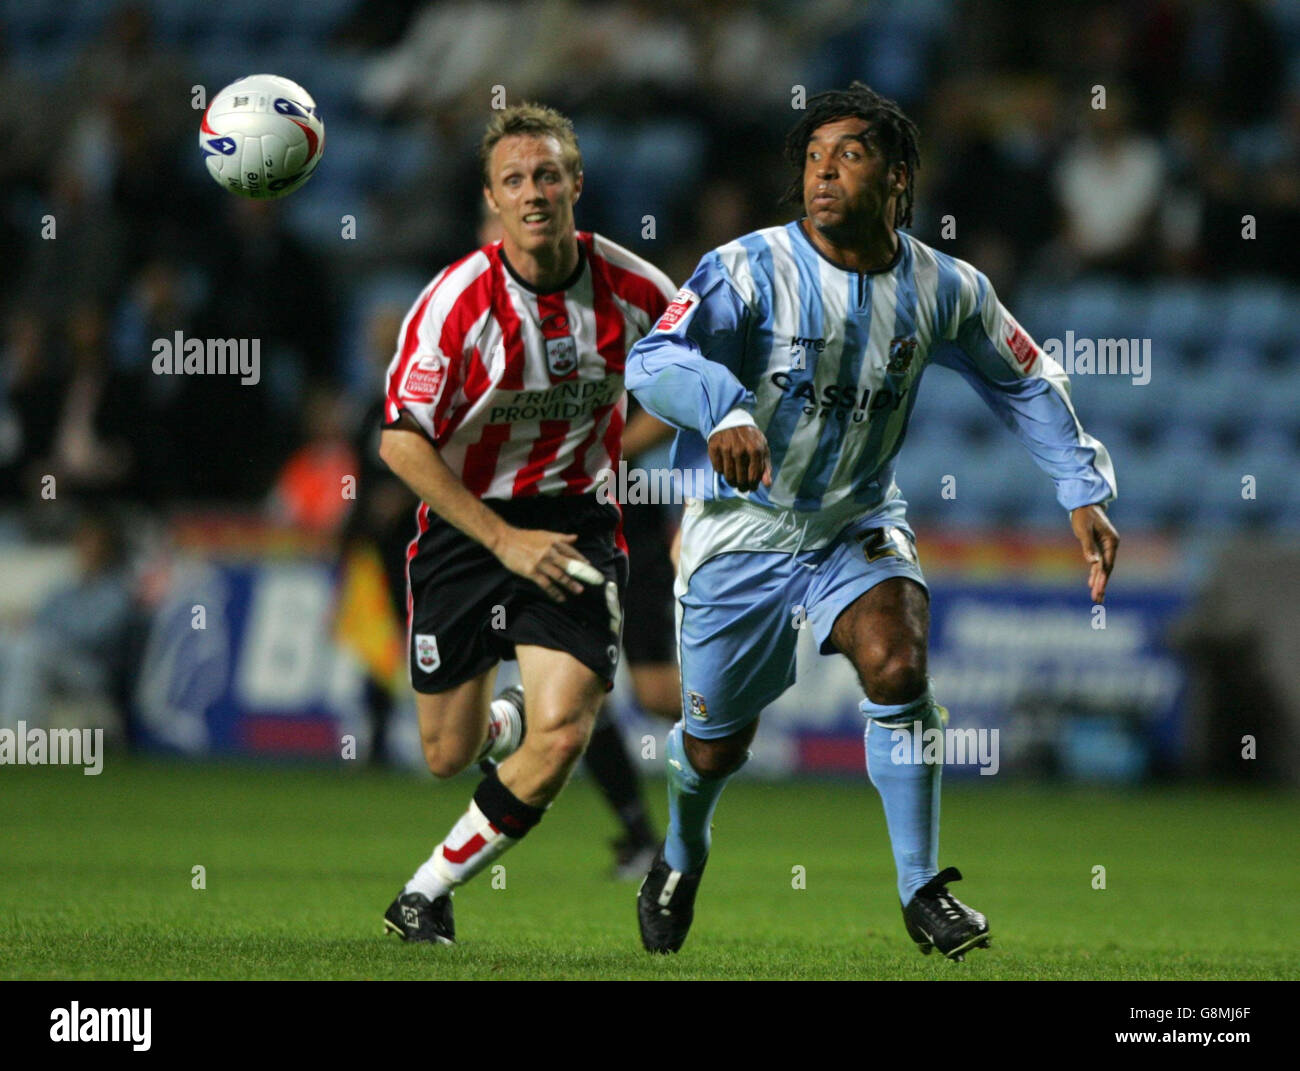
[583,711,654,843]
[474,768,546,839]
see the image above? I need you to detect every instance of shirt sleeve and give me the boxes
[931,268,1118,511]
[382,272,462,442]
[624,251,755,438]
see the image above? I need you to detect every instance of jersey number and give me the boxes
[855,526,917,565]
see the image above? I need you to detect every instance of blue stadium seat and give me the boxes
[1013,285,1069,340]
[920,487,991,531]
[1221,280,1294,347]
[1110,489,1162,530]
[1069,371,1151,426]
[1168,364,1240,424]
[1204,339,1272,376]
[893,446,951,514]
[1059,277,1144,339]
[1238,364,1300,430]
[1186,451,1273,529]
[915,366,991,429]
[1156,423,1216,460]
[980,436,1056,510]
[1228,438,1300,512]
[1078,416,1130,458]
[1117,442,1206,519]
[1142,282,1224,348]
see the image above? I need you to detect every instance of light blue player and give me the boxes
[626,83,1119,960]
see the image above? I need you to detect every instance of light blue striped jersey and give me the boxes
[625,221,1116,515]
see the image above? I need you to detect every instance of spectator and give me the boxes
[0,513,135,732]
[1053,96,1165,274]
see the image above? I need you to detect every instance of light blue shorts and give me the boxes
[676,511,926,739]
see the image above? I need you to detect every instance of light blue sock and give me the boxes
[863,686,943,904]
[663,722,738,874]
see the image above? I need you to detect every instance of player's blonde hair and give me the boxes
[479,103,583,186]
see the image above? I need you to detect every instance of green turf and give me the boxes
[2,760,1297,979]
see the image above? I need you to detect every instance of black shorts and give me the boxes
[407,495,628,693]
[619,501,677,666]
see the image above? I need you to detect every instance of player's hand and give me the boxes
[1070,504,1119,604]
[708,426,772,493]
[493,527,600,603]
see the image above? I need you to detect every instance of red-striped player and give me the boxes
[379,103,675,944]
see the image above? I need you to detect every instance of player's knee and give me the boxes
[421,738,472,779]
[535,720,589,774]
[867,648,927,707]
[684,734,747,778]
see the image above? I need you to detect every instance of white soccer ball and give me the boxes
[199,74,325,199]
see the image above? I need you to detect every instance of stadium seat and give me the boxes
[1221,280,1294,347]
[1205,339,1272,376]
[1185,451,1278,530]
[1157,423,1216,459]
[1142,282,1224,348]
[916,367,991,428]
[1069,371,1150,426]
[1081,418,1132,459]
[1168,364,1238,425]
[1059,277,1143,339]
[1227,437,1300,512]
[1118,446,1193,518]
[1013,285,1070,340]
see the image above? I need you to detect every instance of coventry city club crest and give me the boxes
[688,691,709,721]
[887,336,917,375]
[545,335,577,379]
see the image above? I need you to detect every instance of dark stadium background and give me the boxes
[1,0,1298,984]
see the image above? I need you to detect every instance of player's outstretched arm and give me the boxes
[379,418,593,603]
[1070,503,1119,603]
[934,269,1118,553]
[625,260,754,439]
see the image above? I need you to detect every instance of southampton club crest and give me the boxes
[415,633,440,673]
[545,335,578,379]
[887,335,917,375]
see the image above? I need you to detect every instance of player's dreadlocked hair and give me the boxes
[782,82,920,229]
[480,102,583,186]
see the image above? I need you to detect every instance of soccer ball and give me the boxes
[199,74,325,199]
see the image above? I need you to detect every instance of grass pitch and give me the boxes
[2,760,1296,980]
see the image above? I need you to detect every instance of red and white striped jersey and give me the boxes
[383,232,675,499]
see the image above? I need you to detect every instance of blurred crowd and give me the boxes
[1,0,1295,514]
